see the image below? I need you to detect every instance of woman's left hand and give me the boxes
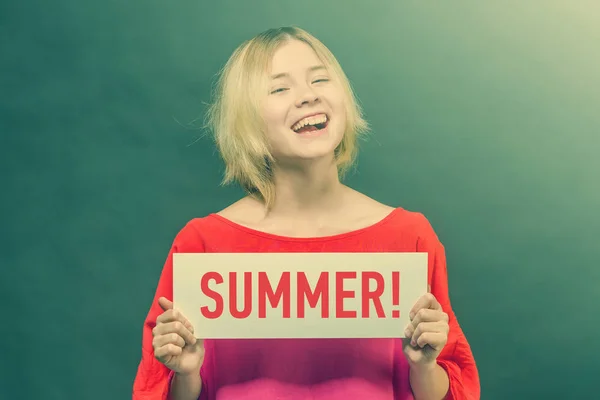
[402,290,449,368]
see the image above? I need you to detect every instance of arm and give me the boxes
[413,215,480,400]
[170,373,203,400]
[132,221,210,400]
[409,362,450,400]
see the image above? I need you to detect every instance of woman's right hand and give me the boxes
[152,297,205,376]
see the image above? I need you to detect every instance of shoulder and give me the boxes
[167,218,207,251]
[342,187,398,227]
[214,195,265,225]
[169,197,257,247]
[400,209,439,239]
[381,209,448,285]
[343,189,443,253]
[375,205,442,249]
[342,186,441,239]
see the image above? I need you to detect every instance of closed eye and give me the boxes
[270,87,288,94]
[269,78,328,94]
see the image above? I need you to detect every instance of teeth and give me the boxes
[292,114,328,131]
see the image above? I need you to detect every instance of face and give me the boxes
[260,40,346,165]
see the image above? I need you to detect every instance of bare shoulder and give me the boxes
[216,195,266,224]
[215,188,397,235]
[342,186,397,223]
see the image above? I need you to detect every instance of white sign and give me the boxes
[173,253,427,339]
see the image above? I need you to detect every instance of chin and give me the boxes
[292,144,342,163]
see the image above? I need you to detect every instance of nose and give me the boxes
[294,85,319,107]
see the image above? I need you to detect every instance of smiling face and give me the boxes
[261,40,347,165]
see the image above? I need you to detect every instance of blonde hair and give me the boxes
[204,26,369,208]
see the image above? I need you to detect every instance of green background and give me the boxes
[2,1,598,399]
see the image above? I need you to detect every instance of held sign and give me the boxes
[173,253,428,339]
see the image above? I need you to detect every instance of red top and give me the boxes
[132,207,480,399]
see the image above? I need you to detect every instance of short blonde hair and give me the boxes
[204,26,369,208]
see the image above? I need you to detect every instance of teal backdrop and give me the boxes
[2,1,599,399]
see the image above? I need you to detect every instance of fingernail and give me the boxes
[404,328,410,337]
[409,312,415,320]
[411,339,416,347]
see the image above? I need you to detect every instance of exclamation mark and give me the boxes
[392,271,400,318]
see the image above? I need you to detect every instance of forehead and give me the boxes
[269,40,325,76]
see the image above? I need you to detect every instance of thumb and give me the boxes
[158,296,173,311]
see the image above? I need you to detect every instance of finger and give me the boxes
[410,309,448,328]
[411,321,448,347]
[158,297,173,312]
[415,331,448,350]
[404,309,449,338]
[153,321,197,346]
[409,293,442,319]
[156,308,195,335]
[154,343,183,360]
[152,332,186,350]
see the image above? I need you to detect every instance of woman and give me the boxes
[132,26,480,400]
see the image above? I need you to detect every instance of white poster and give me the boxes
[173,252,427,339]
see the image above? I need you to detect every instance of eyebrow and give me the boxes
[270,65,327,80]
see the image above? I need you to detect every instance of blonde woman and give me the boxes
[132,26,480,400]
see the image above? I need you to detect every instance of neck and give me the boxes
[267,156,346,218]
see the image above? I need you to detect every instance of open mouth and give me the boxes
[290,113,329,134]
